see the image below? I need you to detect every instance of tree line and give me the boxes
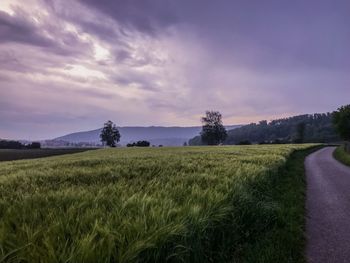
[0,140,41,149]
[98,105,350,150]
[189,105,350,149]
[333,105,350,152]
[1,105,348,150]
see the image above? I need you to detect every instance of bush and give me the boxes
[127,141,151,147]
[237,140,251,145]
[27,142,41,149]
[0,140,23,149]
[0,140,42,150]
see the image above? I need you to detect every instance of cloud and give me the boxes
[0,0,350,140]
[76,0,177,35]
[0,10,52,47]
[0,6,92,57]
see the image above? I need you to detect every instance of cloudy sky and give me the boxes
[0,0,349,140]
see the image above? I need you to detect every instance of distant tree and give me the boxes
[294,122,306,143]
[0,140,23,149]
[27,142,41,149]
[333,105,350,152]
[237,140,251,145]
[273,139,284,144]
[138,140,150,147]
[100,120,121,147]
[200,111,227,145]
[259,120,268,126]
[127,141,150,147]
[333,105,350,141]
[183,142,188,146]
[190,112,340,146]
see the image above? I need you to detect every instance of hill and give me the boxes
[189,113,340,145]
[53,125,240,146]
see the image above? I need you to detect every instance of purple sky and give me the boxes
[1,0,349,140]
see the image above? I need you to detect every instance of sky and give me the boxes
[0,0,350,140]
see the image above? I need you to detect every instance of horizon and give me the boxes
[1,0,349,140]
[1,110,335,141]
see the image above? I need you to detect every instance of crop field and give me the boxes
[0,145,317,263]
[0,148,95,162]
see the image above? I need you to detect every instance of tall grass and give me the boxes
[0,145,315,262]
[334,145,350,166]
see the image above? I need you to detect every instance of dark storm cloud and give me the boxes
[0,10,53,47]
[172,0,350,70]
[1,0,350,140]
[0,6,93,58]
[76,0,350,69]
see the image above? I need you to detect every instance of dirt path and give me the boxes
[306,147,350,263]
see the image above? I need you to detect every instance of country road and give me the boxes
[306,147,350,263]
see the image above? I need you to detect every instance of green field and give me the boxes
[0,145,317,262]
[0,148,95,162]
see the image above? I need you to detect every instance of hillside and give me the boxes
[54,125,240,146]
[189,113,339,145]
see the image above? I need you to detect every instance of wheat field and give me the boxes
[0,145,316,263]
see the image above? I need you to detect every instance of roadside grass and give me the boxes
[0,148,95,162]
[0,145,318,262]
[333,145,350,167]
[237,145,323,263]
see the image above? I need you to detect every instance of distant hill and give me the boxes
[54,125,240,146]
[189,113,340,145]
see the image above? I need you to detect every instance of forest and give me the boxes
[189,113,339,145]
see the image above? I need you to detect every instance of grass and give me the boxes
[0,148,95,162]
[237,145,322,263]
[0,145,318,262]
[333,145,350,167]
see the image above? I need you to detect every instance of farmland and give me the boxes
[0,148,95,162]
[0,145,318,262]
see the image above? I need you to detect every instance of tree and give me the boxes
[200,111,227,145]
[190,112,341,146]
[100,120,121,147]
[294,122,306,143]
[333,105,350,141]
[259,120,268,126]
[333,105,350,152]
[27,142,41,149]
[127,141,150,147]
[237,140,251,145]
[0,140,23,149]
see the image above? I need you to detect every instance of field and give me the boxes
[0,145,317,262]
[0,148,95,162]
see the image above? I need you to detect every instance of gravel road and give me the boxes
[306,147,350,263]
